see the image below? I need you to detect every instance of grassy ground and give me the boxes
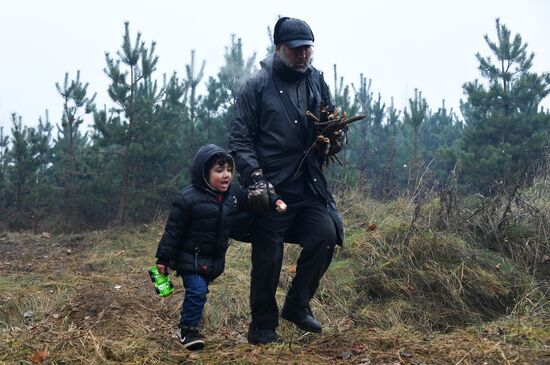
[1,193,549,364]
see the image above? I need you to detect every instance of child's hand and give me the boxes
[275,199,287,214]
[157,264,169,275]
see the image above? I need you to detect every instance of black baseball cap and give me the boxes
[273,17,314,48]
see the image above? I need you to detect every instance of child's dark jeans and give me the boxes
[180,272,209,327]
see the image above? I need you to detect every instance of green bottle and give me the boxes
[148,265,175,297]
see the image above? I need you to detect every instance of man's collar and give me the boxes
[272,54,311,82]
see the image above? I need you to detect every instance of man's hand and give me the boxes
[247,169,279,215]
[247,180,276,214]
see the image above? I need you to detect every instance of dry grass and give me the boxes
[0,190,549,364]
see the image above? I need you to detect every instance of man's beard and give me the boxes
[279,51,312,73]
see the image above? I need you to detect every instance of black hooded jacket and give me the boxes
[229,55,344,245]
[155,144,245,280]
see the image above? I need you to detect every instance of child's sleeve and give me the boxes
[155,194,190,266]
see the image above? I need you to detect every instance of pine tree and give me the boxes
[7,113,52,230]
[0,126,9,222]
[380,98,403,198]
[184,50,205,127]
[29,113,54,231]
[368,93,387,197]
[217,35,257,108]
[461,18,550,192]
[8,114,32,228]
[181,50,205,163]
[421,100,464,185]
[198,76,227,145]
[403,88,428,191]
[156,72,189,187]
[143,73,189,211]
[207,35,257,149]
[100,21,160,225]
[54,71,96,227]
[421,100,462,159]
[88,107,124,225]
[351,74,372,183]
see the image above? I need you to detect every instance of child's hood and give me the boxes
[191,144,234,190]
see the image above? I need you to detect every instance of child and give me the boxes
[155,144,285,351]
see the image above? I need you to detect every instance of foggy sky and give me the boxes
[1,0,549,132]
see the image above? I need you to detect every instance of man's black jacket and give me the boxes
[228,55,344,245]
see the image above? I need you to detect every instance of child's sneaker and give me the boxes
[178,326,205,351]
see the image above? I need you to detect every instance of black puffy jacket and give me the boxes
[229,55,344,245]
[155,144,244,280]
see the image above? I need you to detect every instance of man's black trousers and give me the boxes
[249,196,336,330]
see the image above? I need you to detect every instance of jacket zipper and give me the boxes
[194,246,200,269]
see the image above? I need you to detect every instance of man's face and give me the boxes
[207,163,233,193]
[278,44,313,72]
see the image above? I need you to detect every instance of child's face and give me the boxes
[208,163,233,192]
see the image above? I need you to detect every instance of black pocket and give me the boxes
[194,255,214,275]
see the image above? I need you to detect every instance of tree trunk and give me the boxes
[410,125,419,192]
[63,116,76,226]
[116,152,129,226]
[359,121,367,185]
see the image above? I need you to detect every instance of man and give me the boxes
[229,17,344,345]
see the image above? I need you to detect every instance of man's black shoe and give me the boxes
[179,326,205,351]
[247,324,283,345]
[281,301,322,333]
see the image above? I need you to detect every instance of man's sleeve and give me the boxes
[228,79,261,183]
[155,194,190,264]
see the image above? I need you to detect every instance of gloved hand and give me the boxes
[246,169,280,215]
[314,129,348,157]
[328,128,348,156]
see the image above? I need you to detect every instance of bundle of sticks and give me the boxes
[306,104,366,168]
